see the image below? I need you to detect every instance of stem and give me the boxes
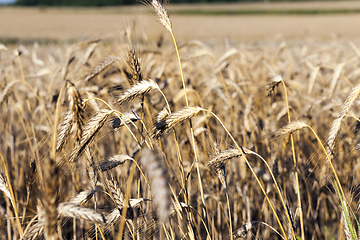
[209,52,237,130]
[155,88,187,201]
[226,191,233,240]
[0,153,23,238]
[201,109,287,240]
[281,80,301,240]
[170,31,188,106]
[117,160,137,239]
[170,30,207,211]
[52,81,67,160]
[305,126,346,202]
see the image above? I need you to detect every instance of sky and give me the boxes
[0,0,15,4]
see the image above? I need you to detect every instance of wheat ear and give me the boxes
[69,109,113,162]
[326,83,360,155]
[233,221,284,239]
[147,0,172,32]
[0,80,19,105]
[96,154,133,172]
[126,45,142,85]
[105,178,126,209]
[0,172,14,207]
[266,74,283,96]
[276,120,308,138]
[153,106,202,140]
[111,112,141,129]
[117,79,159,105]
[207,148,251,172]
[56,80,84,152]
[57,203,106,224]
[69,190,96,205]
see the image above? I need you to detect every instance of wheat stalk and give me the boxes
[43,159,59,240]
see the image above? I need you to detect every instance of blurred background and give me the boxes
[0,0,360,44]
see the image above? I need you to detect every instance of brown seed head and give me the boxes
[117,79,159,105]
[153,106,202,140]
[149,0,172,32]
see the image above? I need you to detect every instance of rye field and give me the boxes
[2,1,360,240]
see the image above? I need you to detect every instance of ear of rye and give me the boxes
[117,79,159,105]
[69,109,112,162]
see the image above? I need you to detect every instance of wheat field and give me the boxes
[2,2,360,240]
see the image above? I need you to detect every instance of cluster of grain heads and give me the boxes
[3,3,360,239]
[277,117,355,239]
[322,83,360,240]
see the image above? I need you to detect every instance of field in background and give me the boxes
[2,1,360,240]
[1,1,360,42]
